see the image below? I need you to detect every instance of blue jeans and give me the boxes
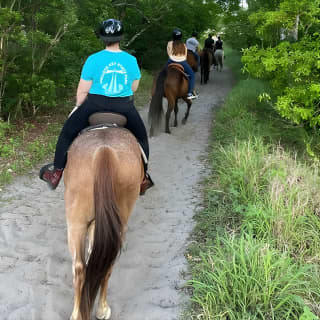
[167,59,195,94]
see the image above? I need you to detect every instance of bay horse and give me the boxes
[200,48,213,84]
[214,49,224,72]
[64,116,144,320]
[187,50,198,72]
[148,64,192,135]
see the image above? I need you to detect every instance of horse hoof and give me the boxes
[96,305,111,319]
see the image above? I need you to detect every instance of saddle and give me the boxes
[80,112,147,164]
[168,63,188,80]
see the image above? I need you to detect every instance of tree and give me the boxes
[242,0,320,128]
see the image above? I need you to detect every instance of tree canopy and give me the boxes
[222,0,320,129]
[0,0,220,119]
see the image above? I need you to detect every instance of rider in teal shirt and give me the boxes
[81,50,141,97]
[39,19,153,194]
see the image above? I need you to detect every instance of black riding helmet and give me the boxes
[192,31,198,38]
[172,28,182,40]
[99,19,124,42]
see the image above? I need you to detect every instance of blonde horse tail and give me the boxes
[80,146,123,319]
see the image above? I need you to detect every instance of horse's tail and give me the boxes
[148,69,166,134]
[80,146,122,319]
[215,49,224,68]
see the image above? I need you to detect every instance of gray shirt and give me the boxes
[186,37,199,52]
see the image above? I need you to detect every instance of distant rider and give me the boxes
[166,29,198,100]
[186,32,200,71]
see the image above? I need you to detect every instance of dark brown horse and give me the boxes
[148,64,192,135]
[64,118,144,320]
[200,48,213,84]
[187,50,199,72]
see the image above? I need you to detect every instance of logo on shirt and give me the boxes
[100,62,128,94]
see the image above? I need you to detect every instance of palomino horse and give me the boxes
[214,49,224,72]
[200,48,213,84]
[64,117,144,320]
[187,50,199,72]
[148,64,192,135]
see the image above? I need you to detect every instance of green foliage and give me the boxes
[299,307,319,320]
[0,0,221,119]
[190,235,319,320]
[238,0,320,128]
[186,49,320,319]
[242,37,320,127]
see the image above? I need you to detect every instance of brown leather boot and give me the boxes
[140,172,154,195]
[39,163,63,190]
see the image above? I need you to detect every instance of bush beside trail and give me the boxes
[185,48,320,320]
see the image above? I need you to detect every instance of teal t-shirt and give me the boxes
[80,50,141,97]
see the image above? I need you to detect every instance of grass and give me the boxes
[0,69,153,188]
[190,235,319,320]
[134,69,154,109]
[185,48,320,319]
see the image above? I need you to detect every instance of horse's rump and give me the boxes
[64,128,143,319]
[214,49,224,70]
[187,50,198,72]
[167,63,188,80]
[165,66,188,97]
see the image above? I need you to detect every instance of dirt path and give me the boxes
[0,67,233,320]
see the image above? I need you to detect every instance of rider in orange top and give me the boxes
[166,29,198,100]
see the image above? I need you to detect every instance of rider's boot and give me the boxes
[140,172,154,195]
[39,163,63,190]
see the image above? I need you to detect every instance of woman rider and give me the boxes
[166,29,198,100]
[39,18,154,195]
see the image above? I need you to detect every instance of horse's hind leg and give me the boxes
[182,100,192,125]
[174,100,179,127]
[68,224,87,320]
[96,268,113,319]
[165,104,173,134]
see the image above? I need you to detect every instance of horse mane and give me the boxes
[80,146,123,319]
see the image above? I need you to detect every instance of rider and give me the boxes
[215,35,223,50]
[166,28,198,100]
[204,33,215,51]
[39,18,154,195]
[186,31,200,70]
[204,33,216,67]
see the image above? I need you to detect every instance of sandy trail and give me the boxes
[0,67,233,320]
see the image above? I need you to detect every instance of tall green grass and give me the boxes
[191,235,319,320]
[186,49,320,319]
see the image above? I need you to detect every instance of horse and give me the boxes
[148,64,192,135]
[64,113,144,320]
[187,50,199,72]
[200,48,213,84]
[214,49,224,72]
